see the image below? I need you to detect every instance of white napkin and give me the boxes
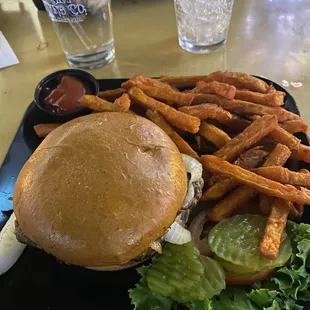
[0,31,19,69]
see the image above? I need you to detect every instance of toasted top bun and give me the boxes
[13,112,187,267]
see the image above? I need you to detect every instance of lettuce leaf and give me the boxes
[211,287,259,310]
[248,221,310,309]
[269,221,310,302]
[248,288,303,310]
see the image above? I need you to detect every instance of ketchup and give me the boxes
[44,75,86,113]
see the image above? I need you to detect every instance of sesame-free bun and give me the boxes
[13,112,187,268]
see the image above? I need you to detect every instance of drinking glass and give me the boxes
[43,0,115,69]
[174,0,234,54]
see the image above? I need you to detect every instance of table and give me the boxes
[0,0,309,165]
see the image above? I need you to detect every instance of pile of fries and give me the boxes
[34,71,310,261]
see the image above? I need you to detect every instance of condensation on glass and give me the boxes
[174,0,234,54]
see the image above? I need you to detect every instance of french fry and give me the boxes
[262,143,291,167]
[122,75,173,91]
[201,178,238,202]
[206,144,288,219]
[191,93,224,105]
[214,115,277,162]
[191,81,236,100]
[199,122,231,149]
[280,119,308,134]
[204,71,270,93]
[254,166,310,187]
[114,93,131,112]
[292,169,309,219]
[160,71,270,93]
[258,194,300,220]
[146,110,199,160]
[268,125,301,150]
[291,144,310,163]
[234,90,285,107]
[207,186,258,222]
[80,95,127,112]
[98,88,127,101]
[300,169,310,173]
[258,144,292,215]
[33,123,62,138]
[178,103,232,122]
[201,147,268,201]
[248,116,301,150]
[259,198,291,260]
[128,87,201,133]
[191,94,299,122]
[267,85,277,93]
[201,155,310,205]
[159,75,212,89]
[137,84,194,107]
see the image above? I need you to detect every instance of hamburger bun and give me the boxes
[13,112,187,268]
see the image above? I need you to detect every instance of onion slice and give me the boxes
[164,222,191,245]
[0,213,26,275]
[182,154,203,183]
[189,209,212,256]
[182,183,195,210]
[181,154,203,209]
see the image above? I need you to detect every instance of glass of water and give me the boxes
[174,0,234,54]
[43,0,115,69]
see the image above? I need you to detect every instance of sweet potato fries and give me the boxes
[201,155,310,205]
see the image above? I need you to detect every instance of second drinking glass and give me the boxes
[174,0,234,54]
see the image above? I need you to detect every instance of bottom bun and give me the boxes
[85,259,147,271]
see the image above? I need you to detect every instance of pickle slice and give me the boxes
[146,242,225,303]
[199,256,226,299]
[214,255,257,274]
[208,214,292,272]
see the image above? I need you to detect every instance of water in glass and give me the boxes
[174,0,234,53]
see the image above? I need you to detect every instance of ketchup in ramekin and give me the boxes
[34,69,99,120]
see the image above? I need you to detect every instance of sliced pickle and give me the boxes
[146,242,225,303]
[214,255,257,274]
[199,256,226,299]
[208,214,292,272]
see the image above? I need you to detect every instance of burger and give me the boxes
[13,112,203,270]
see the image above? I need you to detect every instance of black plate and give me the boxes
[0,78,309,310]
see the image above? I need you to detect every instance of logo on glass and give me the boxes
[43,0,88,22]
